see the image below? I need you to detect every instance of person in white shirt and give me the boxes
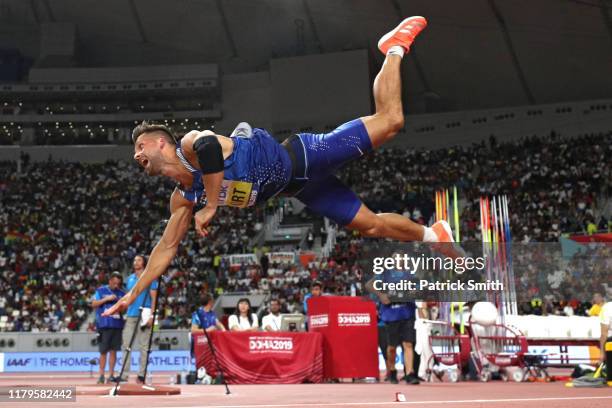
[599,301,612,364]
[262,299,283,332]
[228,298,259,332]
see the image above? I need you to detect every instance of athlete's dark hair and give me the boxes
[132,121,177,145]
[235,298,254,327]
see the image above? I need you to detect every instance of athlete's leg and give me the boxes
[346,203,425,241]
[346,202,457,244]
[294,18,427,179]
[361,16,427,148]
[296,175,364,227]
[360,55,405,149]
[297,175,447,243]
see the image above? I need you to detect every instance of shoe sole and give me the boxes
[433,220,454,242]
[431,221,468,262]
[378,16,427,54]
[230,122,253,138]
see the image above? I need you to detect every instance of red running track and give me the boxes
[0,372,610,408]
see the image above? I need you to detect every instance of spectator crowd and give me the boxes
[0,130,610,332]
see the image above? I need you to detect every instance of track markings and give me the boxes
[156,395,612,408]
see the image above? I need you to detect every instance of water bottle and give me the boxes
[169,375,176,385]
[197,367,207,381]
[146,372,153,386]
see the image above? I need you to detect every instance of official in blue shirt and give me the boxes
[190,292,225,363]
[367,264,419,385]
[121,255,158,384]
[91,271,125,384]
[191,292,226,333]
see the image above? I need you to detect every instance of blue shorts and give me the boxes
[292,119,372,225]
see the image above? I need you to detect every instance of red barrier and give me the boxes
[307,296,378,379]
[569,232,612,242]
[194,331,323,384]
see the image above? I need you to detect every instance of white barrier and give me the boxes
[503,314,601,339]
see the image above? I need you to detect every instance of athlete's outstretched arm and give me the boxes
[103,190,193,316]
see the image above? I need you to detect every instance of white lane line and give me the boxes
[0,375,93,379]
[155,395,612,408]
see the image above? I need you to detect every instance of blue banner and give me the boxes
[2,351,192,373]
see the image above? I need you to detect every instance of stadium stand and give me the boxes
[0,129,609,331]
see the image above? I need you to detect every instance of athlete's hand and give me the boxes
[194,206,217,237]
[102,291,135,316]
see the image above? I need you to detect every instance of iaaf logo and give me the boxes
[248,336,293,354]
[309,314,329,328]
[196,336,208,345]
[337,313,371,326]
[7,358,31,367]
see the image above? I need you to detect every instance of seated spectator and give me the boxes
[261,299,282,332]
[228,298,259,331]
[191,292,226,333]
[303,281,323,315]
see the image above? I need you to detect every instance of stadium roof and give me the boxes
[2,0,611,110]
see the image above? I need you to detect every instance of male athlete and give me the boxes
[105,16,456,316]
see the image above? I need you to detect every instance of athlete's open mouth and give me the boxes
[141,158,149,168]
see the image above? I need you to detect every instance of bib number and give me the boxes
[219,180,258,208]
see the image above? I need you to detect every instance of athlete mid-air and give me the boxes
[104,16,457,317]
